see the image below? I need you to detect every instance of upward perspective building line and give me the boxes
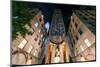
[12,7,96,65]
[45,9,70,64]
[68,10,96,62]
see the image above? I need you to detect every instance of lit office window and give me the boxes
[41,34,43,38]
[27,45,33,53]
[84,38,91,47]
[39,30,41,33]
[33,49,38,57]
[35,22,38,27]
[41,14,44,19]
[18,39,27,49]
[43,38,44,41]
[80,45,84,51]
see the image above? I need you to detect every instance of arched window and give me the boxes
[12,52,26,64]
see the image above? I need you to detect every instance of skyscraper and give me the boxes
[67,9,96,62]
[12,9,46,65]
[45,9,70,64]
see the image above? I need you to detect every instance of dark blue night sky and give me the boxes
[13,1,95,32]
[26,1,95,32]
[26,2,95,23]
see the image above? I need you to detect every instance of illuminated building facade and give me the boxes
[68,10,96,62]
[45,9,70,64]
[12,9,46,65]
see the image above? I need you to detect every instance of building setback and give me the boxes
[67,10,96,62]
[12,9,47,65]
